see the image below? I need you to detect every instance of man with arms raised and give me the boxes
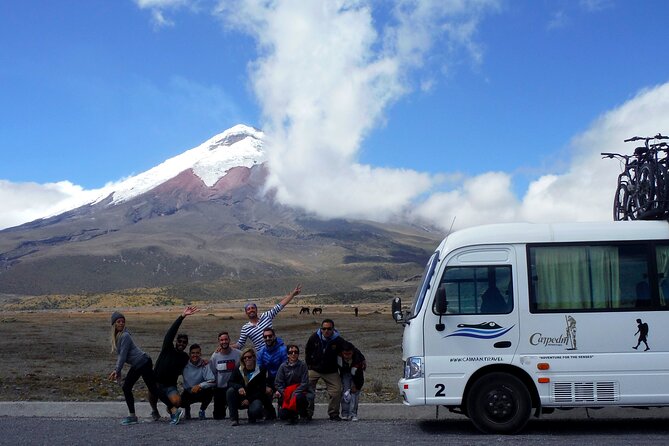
[234,284,302,351]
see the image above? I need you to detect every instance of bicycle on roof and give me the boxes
[602,133,669,221]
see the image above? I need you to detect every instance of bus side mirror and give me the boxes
[392,297,404,323]
[435,286,448,315]
[435,286,447,332]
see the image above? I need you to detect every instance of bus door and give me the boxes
[423,247,520,406]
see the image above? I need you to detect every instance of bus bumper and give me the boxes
[398,378,425,405]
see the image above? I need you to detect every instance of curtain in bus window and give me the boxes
[534,246,620,310]
[656,245,669,306]
[589,246,620,308]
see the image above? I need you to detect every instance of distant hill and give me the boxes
[0,125,443,301]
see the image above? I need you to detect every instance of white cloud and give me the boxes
[134,0,196,28]
[214,0,498,222]
[0,180,109,230]
[413,81,669,231]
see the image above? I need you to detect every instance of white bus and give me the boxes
[392,221,669,434]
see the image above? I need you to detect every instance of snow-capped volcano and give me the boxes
[97,124,266,204]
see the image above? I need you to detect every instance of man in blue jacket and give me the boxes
[257,327,287,419]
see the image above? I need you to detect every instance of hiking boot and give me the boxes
[120,415,138,425]
[150,410,160,421]
[231,418,239,426]
[199,410,206,420]
[170,408,185,425]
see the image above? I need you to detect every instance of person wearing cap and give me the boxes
[233,284,302,351]
[109,311,167,426]
[147,305,199,425]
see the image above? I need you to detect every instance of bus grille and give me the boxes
[552,381,618,403]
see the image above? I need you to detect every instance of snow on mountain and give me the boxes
[97,124,266,205]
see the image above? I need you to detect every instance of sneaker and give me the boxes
[121,415,138,425]
[170,408,185,425]
[231,418,239,426]
[329,415,342,421]
[350,416,359,422]
[150,410,160,421]
[199,410,206,420]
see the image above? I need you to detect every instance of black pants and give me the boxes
[278,392,308,420]
[181,388,214,416]
[213,387,229,419]
[226,387,265,422]
[122,358,161,414]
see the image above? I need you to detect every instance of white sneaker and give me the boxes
[350,416,359,421]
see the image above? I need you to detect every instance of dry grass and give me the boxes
[0,302,405,403]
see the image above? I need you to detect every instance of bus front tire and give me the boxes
[466,372,531,434]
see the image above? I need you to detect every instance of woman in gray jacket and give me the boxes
[274,344,311,423]
[108,311,162,425]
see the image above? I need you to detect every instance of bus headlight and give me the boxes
[404,357,423,379]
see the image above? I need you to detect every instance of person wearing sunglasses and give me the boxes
[148,305,199,425]
[274,344,310,424]
[257,327,287,419]
[227,348,271,426]
[305,319,349,421]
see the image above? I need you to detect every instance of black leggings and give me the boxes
[122,358,159,414]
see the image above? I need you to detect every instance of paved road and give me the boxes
[1,403,669,445]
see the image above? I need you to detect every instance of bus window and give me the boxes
[529,243,650,312]
[655,244,669,308]
[434,265,513,315]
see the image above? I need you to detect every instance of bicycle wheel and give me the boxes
[613,181,631,221]
[633,163,656,219]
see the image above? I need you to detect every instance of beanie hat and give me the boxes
[111,311,125,326]
[244,303,257,311]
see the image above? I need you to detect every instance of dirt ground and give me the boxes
[0,301,405,404]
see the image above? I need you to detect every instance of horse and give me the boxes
[312,307,322,315]
[299,306,310,315]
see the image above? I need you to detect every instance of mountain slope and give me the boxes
[0,126,442,299]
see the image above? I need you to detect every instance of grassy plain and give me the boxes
[0,300,406,404]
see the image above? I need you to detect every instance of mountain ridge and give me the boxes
[0,125,443,299]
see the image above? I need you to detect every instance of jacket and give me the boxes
[228,364,270,403]
[305,328,346,374]
[257,337,288,385]
[275,359,309,396]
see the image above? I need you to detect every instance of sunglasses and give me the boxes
[263,335,274,339]
[288,350,299,355]
[321,327,333,331]
[242,356,255,360]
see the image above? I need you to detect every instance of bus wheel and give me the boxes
[466,372,531,434]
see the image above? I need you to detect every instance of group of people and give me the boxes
[109,284,366,426]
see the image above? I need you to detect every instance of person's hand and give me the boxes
[241,399,249,408]
[350,384,357,394]
[265,386,272,395]
[192,384,201,393]
[274,390,281,399]
[108,371,117,382]
[182,305,199,317]
[201,358,209,366]
[292,284,302,297]
[238,388,246,397]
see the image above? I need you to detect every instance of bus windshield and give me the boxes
[409,251,439,318]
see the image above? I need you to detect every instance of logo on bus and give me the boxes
[529,315,577,350]
[445,321,514,339]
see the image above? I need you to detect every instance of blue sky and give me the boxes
[2,0,669,230]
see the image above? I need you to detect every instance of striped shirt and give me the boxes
[236,303,284,351]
